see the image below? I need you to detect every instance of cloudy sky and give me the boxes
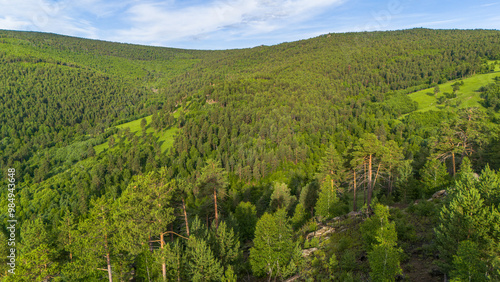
[0,0,499,49]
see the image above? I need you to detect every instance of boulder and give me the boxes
[332,215,345,222]
[301,248,318,258]
[432,189,447,199]
[315,226,335,238]
[427,190,447,201]
[348,211,362,218]
[306,226,335,240]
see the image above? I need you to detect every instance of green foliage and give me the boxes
[477,165,500,206]
[186,236,224,282]
[291,203,308,230]
[409,62,500,112]
[270,182,296,212]
[222,265,237,282]
[196,159,229,227]
[360,207,384,252]
[134,245,161,281]
[234,201,258,242]
[2,29,500,281]
[67,197,116,281]
[304,237,320,249]
[420,158,451,197]
[250,209,299,279]
[450,240,488,282]
[390,208,417,243]
[435,161,500,276]
[382,93,419,116]
[299,180,319,218]
[13,219,59,282]
[339,249,358,273]
[434,85,440,94]
[367,204,403,282]
[407,200,438,217]
[113,167,176,254]
[208,221,240,267]
[318,144,345,191]
[327,254,338,278]
[315,180,339,220]
[480,80,500,111]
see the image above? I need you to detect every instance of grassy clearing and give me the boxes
[93,140,110,155]
[94,109,182,155]
[409,61,500,112]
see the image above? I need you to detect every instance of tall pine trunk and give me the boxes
[214,188,219,229]
[452,152,456,176]
[182,198,190,236]
[353,170,357,211]
[102,205,113,282]
[161,233,166,281]
[367,154,373,210]
[363,163,367,205]
[330,169,334,194]
[67,216,73,261]
[104,233,113,282]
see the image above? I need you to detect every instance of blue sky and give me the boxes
[0,0,499,50]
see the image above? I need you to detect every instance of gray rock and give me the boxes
[301,247,318,258]
[427,189,447,201]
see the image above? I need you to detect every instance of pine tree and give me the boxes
[477,165,500,206]
[291,203,307,230]
[153,241,184,282]
[368,204,402,282]
[0,232,10,276]
[68,197,115,281]
[435,160,496,274]
[234,201,257,242]
[172,178,193,237]
[450,240,488,282]
[113,167,176,281]
[15,219,59,281]
[57,210,76,263]
[420,158,450,197]
[270,182,295,212]
[196,159,228,229]
[208,221,240,268]
[382,140,404,195]
[299,180,319,217]
[186,236,224,282]
[315,178,339,220]
[351,133,383,210]
[317,144,345,195]
[250,208,299,279]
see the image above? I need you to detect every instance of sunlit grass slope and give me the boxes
[409,61,500,112]
[94,109,182,154]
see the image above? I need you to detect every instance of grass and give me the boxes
[94,108,183,155]
[408,61,500,112]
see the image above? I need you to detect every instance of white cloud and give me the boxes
[411,19,462,27]
[0,16,30,30]
[0,0,98,38]
[0,0,345,48]
[111,0,344,46]
[480,2,499,7]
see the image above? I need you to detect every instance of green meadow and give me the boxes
[409,61,500,112]
[94,109,181,154]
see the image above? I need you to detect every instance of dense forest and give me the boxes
[0,28,500,281]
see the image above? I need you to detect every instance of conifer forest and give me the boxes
[0,28,500,281]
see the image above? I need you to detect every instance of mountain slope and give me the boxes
[0,28,499,281]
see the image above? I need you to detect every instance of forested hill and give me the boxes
[1,29,500,281]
